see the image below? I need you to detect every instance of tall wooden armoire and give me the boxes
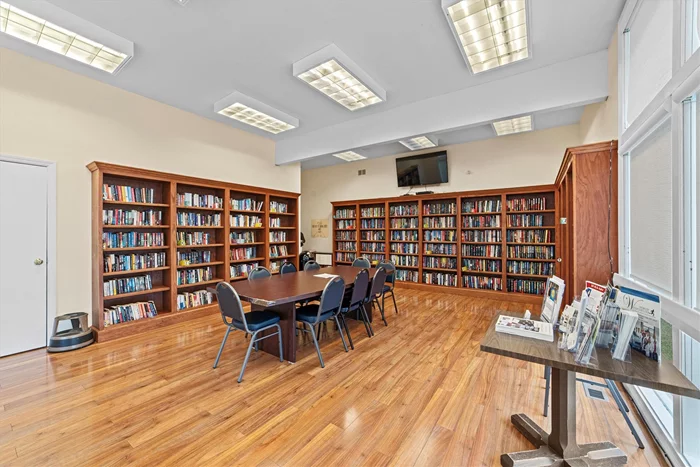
[555,141,619,304]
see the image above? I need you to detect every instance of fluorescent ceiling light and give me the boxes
[493,115,532,136]
[442,0,530,74]
[333,151,366,162]
[0,1,132,73]
[399,136,437,151]
[214,91,298,135]
[293,44,386,111]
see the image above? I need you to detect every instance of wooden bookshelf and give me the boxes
[333,203,358,264]
[332,185,558,304]
[89,162,299,342]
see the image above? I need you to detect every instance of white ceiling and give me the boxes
[1,0,623,164]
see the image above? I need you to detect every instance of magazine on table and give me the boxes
[541,276,565,325]
[496,315,554,342]
[613,286,661,362]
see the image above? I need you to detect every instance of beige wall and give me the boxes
[580,31,618,144]
[0,48,300,321]
[301,124,583,252]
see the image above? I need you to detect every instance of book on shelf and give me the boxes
[422,202,456,215]
[389,205,418,216]
[176,231,215,246]
[177,250,212,266]
[177,289,215,310]
[103,232,165,249]
[507,229,552,243]
[507,214,545,227]
[231,262,259,278]
[177,212,222,227]
[269,201,288,213]
[496,315,554,342]
[177,267,214,285]
[177,193,223,209]
[230,231,257,244]
[463,275,502,290]
[103,184,156,204]
[231,214,263,227]
[462,199,501,213]
[104,300,158,326]
[104,275,153,296]
[231,198,264,211]
[360,207,384,217]
[231,246,258,260]
[104,252,167,272]
[507,196,547,211]
[334,208,356,218]
[103,209,163,226]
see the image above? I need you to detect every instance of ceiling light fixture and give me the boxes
[293,44,386,111]
[332,151,366,162]
[214,91,298,135]
[492,115,532,136]
[399,136,437,151]
[442,0,530,74]
[0,1,133,74]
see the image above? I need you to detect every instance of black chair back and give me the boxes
[352,257,371,268]
[215,282,248,331]
[378,261,396,286]
[369,267,387,300]
[348,269,370,309]
[312,276,345,322]
[248,266,271,281]
[280,261,297,275]
[304,260,321,271]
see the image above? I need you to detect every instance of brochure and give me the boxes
[614,286,662,362]
[541,276,565,325]
[496,315,554,342]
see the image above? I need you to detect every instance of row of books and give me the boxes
[395,269,419,282]
[391,254,419,267]
[390,205,418,216]
[177,267,214,286]
[103,184,157,204]
[361,231,384,241]
[177,250,211,265]
[177,289,214,310]
[462,258,501,272]
[507,245,555,259]
[423,202,456,215]
[507,229,552,243]
[391,218,419,229]
[104,300,158,326]
[390,243,419,254]
[391,231,419,241]
[269,201,288,213]
[360,207,384,217]
[176,231,215,246]
[463,215,500,228]
[506,196,547,212]
[104,274,153,297]
[462,199,501,213]
[269,261,282,273]
[269,218,286,228]
[231,198,263,212]
[463,275,502,290]
[104,252,166,272]
[230,232,257,244]
[361,242,385,252]
[270,245,289,257]
[507,278,546,295]
[463,244,502,257]
[232,246,258,261]
[336,231,356,241]
[103,209,163,226]
[231,262,258,278]
[336,220,356,230]
[231,215,263,227]
[177,193,223,209]
[424,257,457,270]
[507,214,546,227]
[365,253,385,262]
[336,252,356,262]
[336,241,356,251]
[424,217,457,228]
[507,260,555,276]
[102,232,165,249]
[176,212,221,227]
[270,231,288,242]
[424,230,457,242]
[361,219,385,229]
[423,272,457,286]
[463,230,501,242]
[334,208,356,218]
[424,243,458,255]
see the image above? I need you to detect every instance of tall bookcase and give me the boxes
[90,162,299,342]
[332,185,557,304]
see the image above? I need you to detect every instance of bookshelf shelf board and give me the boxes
[103,224,168,229]
[103,200,170,208]
[390,253,419,256]
[463,287,503,293]
[506,273,551,279]
[230,226,265,230]
[360,251,386,254]
[389,215,419,219]
[176,225,224,229]
[333,217,356,220]
[422,214,457,218]
[421,282,457,288]
[176,303,219,313]
[231,242,265,246]
[506,242,556,246]
[230,257,265,264]
[177,279,225,289]
[389,241,419,244]
[422,267,458,272]
[269,226,296,230]
[462,211,502,216]
[461,242,502,246]
[360,216,386,219]
[423,241,457,244]
[462,255,503,260]
[270,254,296,260]
[360,228,385,231]
[269,241,296,245]
[176,205,224,212]
[335,250,357,253]
[423,253,458,257]
[176,243,225,248]
[507,290,545,297]
[506,209,555,214]
[390,228,419,231]
[176,261,225,269]
[506,226,555,230]
[336,228,357,231]
[461,270,502,276]
[104,246,169,252]
[230,209,266,214]
[461,227,502,230]
[103,266,170,277]
[230,276,248,282]
[507,257,557,262]
[103,285,170,301]
[394,265,419,269]
[269,212,295,216]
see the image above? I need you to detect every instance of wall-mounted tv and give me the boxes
[396,151,448,187]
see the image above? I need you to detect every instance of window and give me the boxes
[680,332,700,465]
[686,0,700,59]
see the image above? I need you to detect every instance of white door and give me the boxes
[0,160,48,356]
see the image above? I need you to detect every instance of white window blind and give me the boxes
[626,0,673,125]
[629,117,673,294]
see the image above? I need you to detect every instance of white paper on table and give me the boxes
[314,273,339,279]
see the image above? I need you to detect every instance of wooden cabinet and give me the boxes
[555,141,618,304]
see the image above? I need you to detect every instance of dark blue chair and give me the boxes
[212,282,283,383]
[280,261,297,275]
[303,260,321,271]
[367,266,388,326]
[378,261,398,314]
[248,266,271,281]
[340,268,372,347]
[352,257,371,268]
[295,276,347,367]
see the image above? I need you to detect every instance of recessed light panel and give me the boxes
[0,1,130,73]
[399,136,437,151]
[493,115,532,136]
[333,151,366,162]
[218,103,295,134]
[444,0,529,74]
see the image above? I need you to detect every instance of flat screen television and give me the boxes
[396,151,448,187]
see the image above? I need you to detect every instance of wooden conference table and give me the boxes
[481,311,700,467]
[230,265,377,363]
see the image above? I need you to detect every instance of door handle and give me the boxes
[34,258,44,265]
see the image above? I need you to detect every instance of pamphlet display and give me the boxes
[541,276,565,325]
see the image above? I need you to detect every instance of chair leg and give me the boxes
[334,316,348,352]
[543,365,551,417]
[276,324,284,362]
[238,330,258,383]
[307,323,325,368]
[391,290,398,313]
[360,304,374,337]
[375,298,388,326]
[340,313,354,350]
[213,326,232,369]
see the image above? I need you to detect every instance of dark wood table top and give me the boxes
[230,265,377,307]
[480,311,700,399]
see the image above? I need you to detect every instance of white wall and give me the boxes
[580,31,618,143]
[301,124,583,252]
[0,48,300,321]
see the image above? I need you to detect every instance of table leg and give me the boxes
[502,368,628,467]
[252,302,297,363]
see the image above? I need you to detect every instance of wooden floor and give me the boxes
[0,289,666,466]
